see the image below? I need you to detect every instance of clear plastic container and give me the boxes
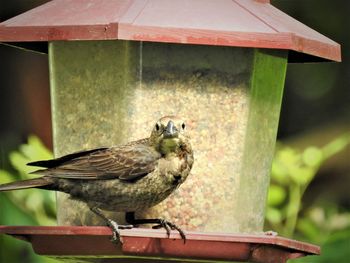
[49,40,287,233]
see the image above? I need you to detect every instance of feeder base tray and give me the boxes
[0,226,319,263]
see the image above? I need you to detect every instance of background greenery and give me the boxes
[265,134,350,262]
[0,136,56,263]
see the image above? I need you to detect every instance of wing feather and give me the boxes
[33,140,161,181]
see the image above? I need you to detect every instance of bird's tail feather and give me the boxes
[0,177,53,192]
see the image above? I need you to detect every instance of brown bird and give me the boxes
[0,116,194,243]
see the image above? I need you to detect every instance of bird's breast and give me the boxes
[158,154,181,173]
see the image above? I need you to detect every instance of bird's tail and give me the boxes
[0,177,53,192]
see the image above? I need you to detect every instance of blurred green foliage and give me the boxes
[265,133,350,262]
[0,135,57,263]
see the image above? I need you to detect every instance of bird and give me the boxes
[0,116,194,243]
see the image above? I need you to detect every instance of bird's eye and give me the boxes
[181,123,186,130]
[155,123,160,131]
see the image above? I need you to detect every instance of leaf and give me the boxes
[9,135,53,178]
[26,135,52,160]
[302,146,323,167]
[265,207,282,224]
[2,136,56,226]
[0,170,14,184]
[297,217,323,243]
[322,133,350,159]
[271,160,289,185]
[267,184,286,206]
[289,166,315,186]
[25,191,44,212]
[279,147,299,167]
[9,152,31,175]
[329,213,350,230]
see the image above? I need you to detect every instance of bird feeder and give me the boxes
[0,0,340,262]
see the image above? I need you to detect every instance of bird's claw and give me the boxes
[107,219,123,244]
[107,223,134,243]
[90,207,134,244]
[110,231,120,244]
[152,219,186,243]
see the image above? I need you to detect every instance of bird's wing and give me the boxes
[28,147,108,168]
[34,142,161,181]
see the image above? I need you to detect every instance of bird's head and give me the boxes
[150,116,189,155]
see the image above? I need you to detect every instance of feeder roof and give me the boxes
[0,0,341,62]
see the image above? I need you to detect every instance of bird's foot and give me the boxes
[107,221,133,243]
[152,219,186,243]
[125,212,186,243]
[106,219,122,244]
[90,206,133,244]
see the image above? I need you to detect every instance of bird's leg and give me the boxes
[125,212,186,243]
[89,207,132,244]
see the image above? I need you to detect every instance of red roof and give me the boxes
[0,0,341,62]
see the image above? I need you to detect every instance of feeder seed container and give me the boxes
[0,0,341,234]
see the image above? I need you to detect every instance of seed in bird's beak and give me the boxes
[164,120,178,138]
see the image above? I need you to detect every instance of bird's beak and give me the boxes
[163,120,178,138]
